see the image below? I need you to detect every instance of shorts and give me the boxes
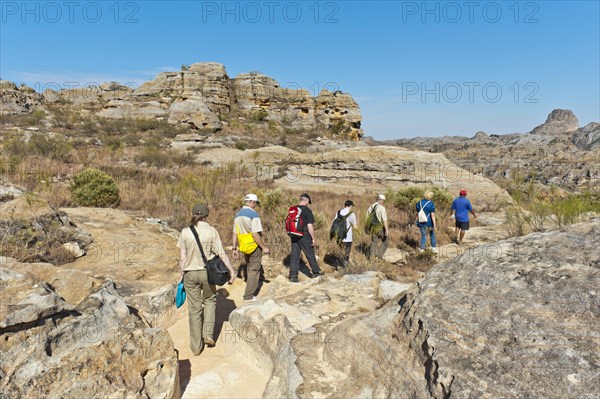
[455,221,470,231]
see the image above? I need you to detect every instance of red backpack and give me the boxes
[285,206,304,237]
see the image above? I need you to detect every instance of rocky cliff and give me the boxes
[386,109,599,191]
[0,63,363,140]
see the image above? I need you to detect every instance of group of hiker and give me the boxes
[177,189,476,355]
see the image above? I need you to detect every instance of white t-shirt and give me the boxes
[337,207,357,242]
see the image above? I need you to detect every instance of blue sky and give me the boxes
[1,1,598,139]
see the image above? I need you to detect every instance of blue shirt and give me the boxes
[416,199,435,227]
[451,196,473,222]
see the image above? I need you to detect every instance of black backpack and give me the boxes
[330,210,353,244]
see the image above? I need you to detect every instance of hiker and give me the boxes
[287,193,323,282]
[416,191,437,253]
[178,203,235,355]
[450,189,477,244]
[232,193,270,302]
[366,194,389,259]
[331,199,358,266]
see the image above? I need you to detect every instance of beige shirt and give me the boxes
[177,221,226,271]
[367,202,388,225]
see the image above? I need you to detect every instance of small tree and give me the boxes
[70,168,120,207]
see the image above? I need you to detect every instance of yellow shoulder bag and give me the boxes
[236,223,258,255]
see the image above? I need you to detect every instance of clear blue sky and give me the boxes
[1,1,598,139]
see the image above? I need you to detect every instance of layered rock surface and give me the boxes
[0,270,179,399]
[229,219,599,398]
[191,144,512,211]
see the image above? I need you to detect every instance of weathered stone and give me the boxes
[62,241,85,258]
[167,93,221,130]
[0,276,179,399]
[0,80,42,114]
[322,219,600,399]
[531,108,579,135]
[228,272,414,398]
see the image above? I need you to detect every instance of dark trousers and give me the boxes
[340,241,352,265]
[289,234,321,278]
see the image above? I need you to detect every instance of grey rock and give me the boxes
[324,219,600,399]
[0,276,179,398]
[531,108,579,135]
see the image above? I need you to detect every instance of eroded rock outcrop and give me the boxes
[531,108,579,135]
[326,219,600,398]
[227,273,413,398]
[0,271,179,398]
[15,62,363,139]
[0,80,43,114]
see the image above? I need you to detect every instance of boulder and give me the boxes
[322,219,600,398]
[228,273,414,398]
[0,81,42,114]
[0,273,179,399]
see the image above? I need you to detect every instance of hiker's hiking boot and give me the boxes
[289,276,299,283]
[311,271,324,278]
[451,237,459,244]
[204,338,216,347]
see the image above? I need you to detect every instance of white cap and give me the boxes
[377,194,386,200]
[244,194,259,203]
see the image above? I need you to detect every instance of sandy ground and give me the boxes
[168,279,270,399]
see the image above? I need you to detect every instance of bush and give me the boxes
[70,168,120,207]
[393,186,453,215]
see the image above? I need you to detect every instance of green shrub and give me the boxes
[252,109,268,122]
[235,141,248,151]
[70,168,120,207]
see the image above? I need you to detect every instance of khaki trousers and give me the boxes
[243,247,262,300]
[183,269,217,355]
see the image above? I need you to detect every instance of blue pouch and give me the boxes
[175,282,186,308]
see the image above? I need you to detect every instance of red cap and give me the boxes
[459,189,467,196]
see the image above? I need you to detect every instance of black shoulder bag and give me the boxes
[190,225,230,286]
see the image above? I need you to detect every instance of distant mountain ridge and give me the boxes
[375,109,599,191]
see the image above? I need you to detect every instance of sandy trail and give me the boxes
[168,279,270,399]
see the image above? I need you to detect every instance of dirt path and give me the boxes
[168,279,270,398]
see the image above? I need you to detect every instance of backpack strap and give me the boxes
[190,225,209,264]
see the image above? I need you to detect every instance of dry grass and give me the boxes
[1,113,452,280]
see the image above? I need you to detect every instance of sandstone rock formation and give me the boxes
[1,62,363,139]
[0,270,179,398]
[386,109,599,191]
[228,219,599,398]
